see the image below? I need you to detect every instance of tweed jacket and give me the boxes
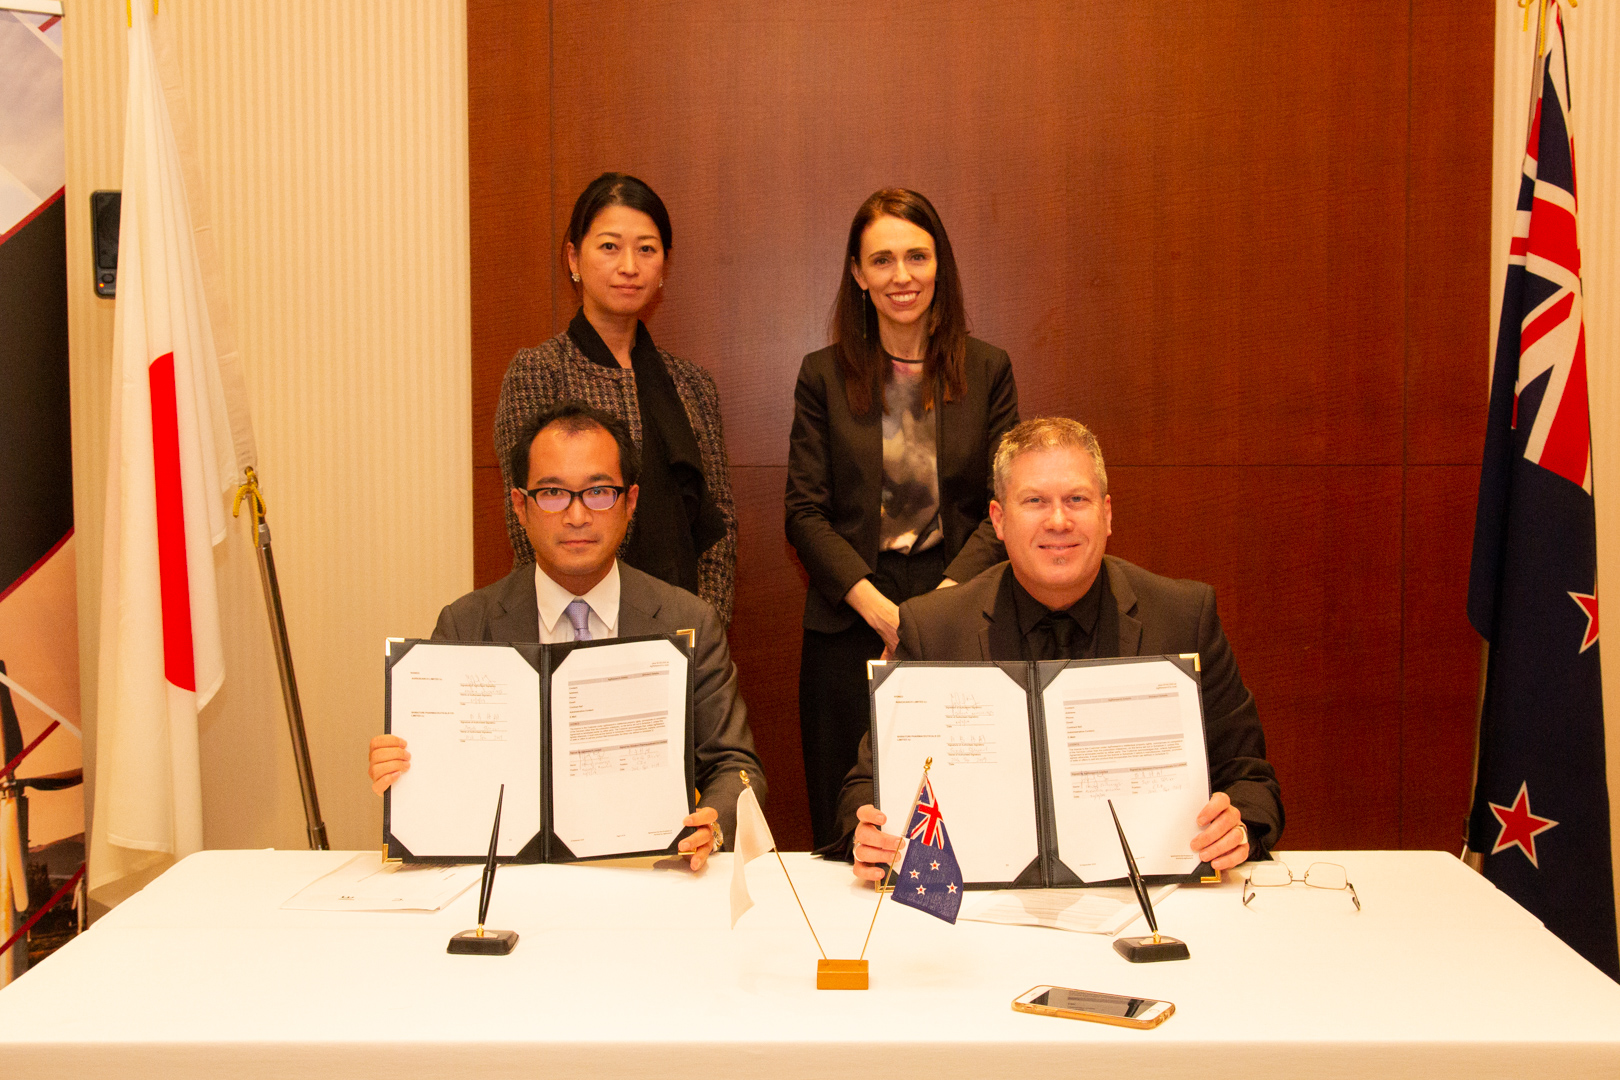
[494,329,738,625]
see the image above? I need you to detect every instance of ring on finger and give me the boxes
[1233,823,1249,849]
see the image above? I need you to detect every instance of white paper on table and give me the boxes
[550,638,690,859]
[959,887,1179,939]
[281,853,481,912]
[871,664,1040,884]
[961,884,1178,935]
[1041,658,1209,880]
[388,642,541,858]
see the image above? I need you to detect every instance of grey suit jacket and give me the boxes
[433,562,766,847]
[826,556,1283,857]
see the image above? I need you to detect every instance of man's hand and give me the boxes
[368,734,411,796]
[851,804,903,883]
[1190,790,1249,871]
[679,806,719,871]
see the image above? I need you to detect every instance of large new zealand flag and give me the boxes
[1466,2,1616,982]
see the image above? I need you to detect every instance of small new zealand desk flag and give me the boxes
[891,772,963,924]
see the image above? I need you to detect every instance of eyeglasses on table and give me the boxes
[1242,861,1360,912]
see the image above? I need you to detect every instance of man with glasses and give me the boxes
[833,417,1282,882]
[368,402,766,869]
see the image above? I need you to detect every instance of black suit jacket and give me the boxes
[827,557,1283,856]
[784,337,1019,633]
[432,562,767,846]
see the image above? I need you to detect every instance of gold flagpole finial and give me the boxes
[924,756,933,772]
[740,770,750,788]
[232,467,268,531]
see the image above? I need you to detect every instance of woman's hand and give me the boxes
[845,578,900,649]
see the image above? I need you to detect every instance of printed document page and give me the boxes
[871,663,1039,884]
[550,638,690,858]
[388,642,541,858]
[1040,658,1209,879]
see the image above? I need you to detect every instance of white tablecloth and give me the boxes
[0,849,1617,1078]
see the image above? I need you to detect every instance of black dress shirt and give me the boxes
[1008,561,1116,662]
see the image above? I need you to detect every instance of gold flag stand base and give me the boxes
[816,958,869,990]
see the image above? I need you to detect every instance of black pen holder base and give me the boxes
[447,928,519,955]
[1113,934,1189,963]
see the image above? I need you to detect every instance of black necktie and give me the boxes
[1040,612,1077,659]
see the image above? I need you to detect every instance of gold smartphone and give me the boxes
[1012,985,1175,1029]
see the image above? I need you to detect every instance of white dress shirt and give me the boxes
[533,560,620,643]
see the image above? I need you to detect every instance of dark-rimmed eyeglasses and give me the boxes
[521,485,627,513]
[1243,861,1360,911]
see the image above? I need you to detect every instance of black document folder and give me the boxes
[383,633,696,864]
[868,654,1216,889]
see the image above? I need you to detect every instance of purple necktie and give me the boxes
[564,598,592,642]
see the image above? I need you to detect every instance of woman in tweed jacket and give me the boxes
[493,174,737,624]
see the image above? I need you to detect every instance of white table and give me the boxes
[0,849,1617,1078]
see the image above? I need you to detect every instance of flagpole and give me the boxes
[234,469,328,850]
[857,861,891,962]
[859,756,928,961]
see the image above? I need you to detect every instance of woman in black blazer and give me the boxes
[786,189,1019,848]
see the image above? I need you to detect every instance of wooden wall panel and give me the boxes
[1106,466,1405,850]
[468,0,551,585]
[1407,0,1495,466]
[543,2,1413,469]
[729,466,810,848]
[1402,467,1486,852]
[468,1,1495,855]
[1397,0,1496,853]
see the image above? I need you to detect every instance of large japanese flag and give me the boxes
[90,5,255,896]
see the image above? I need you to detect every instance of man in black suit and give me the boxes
[834,417,1281,882]
[369,403,766,869]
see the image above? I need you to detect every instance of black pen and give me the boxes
[1108,798,1189,962]
[476,783,504,933]
[447,783,519,954]
[1107,798,1157,938]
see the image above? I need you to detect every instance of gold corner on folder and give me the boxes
[676,628,695,647]
[1179,652,1201,672]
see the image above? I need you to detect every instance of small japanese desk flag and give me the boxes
[729,782,775,928]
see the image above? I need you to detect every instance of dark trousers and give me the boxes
[799,546,946,849]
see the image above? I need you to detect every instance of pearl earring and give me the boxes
[571,272,581,283]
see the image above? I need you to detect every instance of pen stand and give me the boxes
[816,959,869,989]
[1113,933,1188,963]
[448,927,519,956]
